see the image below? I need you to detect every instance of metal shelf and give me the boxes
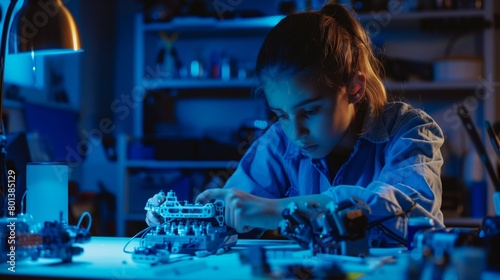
[356,9,484,22]
[444,217,483,228]
[142,78,257,89]
[4,99,79,112]
[142,15,284,31]
[4,99,24,109]
[141,78,479,92]
[384,80,479,91]
[126,160,237,169]
[141,10,485,32]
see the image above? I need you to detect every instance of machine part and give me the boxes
[279,196,370,257]
[413,227,481,252]
[35,219,92,262]
[131,245,170,265]
[144,190,225,226]
[407,217,435,250]
[134,190,237,263]
[0,218,38,263]
[1,212,92,264]
[408,217,500,276]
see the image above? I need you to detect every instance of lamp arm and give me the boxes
[0,0,19,217]
[0,0,20,133]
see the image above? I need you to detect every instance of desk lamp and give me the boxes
[0,0,82,215]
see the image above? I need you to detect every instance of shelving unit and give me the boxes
[116,133,240,236]
[115,1,500,236]
[133,13,272,138]
[360,1,500,218]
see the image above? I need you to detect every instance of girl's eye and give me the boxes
[271,110,288,120]
[304,107,319,115]
[276,114,288,120]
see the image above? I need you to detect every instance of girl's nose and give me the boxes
[290,119,308,141]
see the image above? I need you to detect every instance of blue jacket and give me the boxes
[224,101,444,247]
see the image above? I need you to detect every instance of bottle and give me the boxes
[220,52,230,81]
[210,51,221,79]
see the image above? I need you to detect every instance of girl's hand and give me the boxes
[196,188,281,233]
[145,192,167,226]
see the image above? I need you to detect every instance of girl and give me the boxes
[146,1,444,248]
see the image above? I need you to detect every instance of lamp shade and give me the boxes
[8,0,82,55]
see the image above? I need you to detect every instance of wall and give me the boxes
[75,0,135,193]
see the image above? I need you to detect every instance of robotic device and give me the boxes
[34,218,92,262]
[279,196,371,257]
[1,212,92,264]
[131,190,237,264]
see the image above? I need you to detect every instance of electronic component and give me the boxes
[279,196,371,257]
[131,245,170,265]
[413,227,481,252]
[1,212,92,264]
[145,190,225,225]
[131,190,237,264]
[34,219,92,262]
[0,216,38,263]
[406,217,500,278]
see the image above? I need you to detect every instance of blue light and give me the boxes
[4,50,83,88]
[5,54,39,88]
[191,60,199,77]
[253,120,268,129]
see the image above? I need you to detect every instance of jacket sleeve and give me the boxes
[223,123,290,199]
[322,109,445,245]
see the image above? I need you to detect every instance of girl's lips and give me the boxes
[300,145,318,153]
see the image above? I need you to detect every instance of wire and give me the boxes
[367,199,417,229]
[377,223,407,247]
[20,189,27,214]
[123,225,155,254]
[76,211,93,231]
[208,229,237,255]
[363,199,418,247]
[1,122,7,217]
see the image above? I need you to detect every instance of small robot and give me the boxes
[132,190,237,264]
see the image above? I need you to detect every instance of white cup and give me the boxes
[26,162,68,225]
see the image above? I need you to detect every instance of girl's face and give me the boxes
[264,76,357,159]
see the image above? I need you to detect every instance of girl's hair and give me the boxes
[256,1,387,119]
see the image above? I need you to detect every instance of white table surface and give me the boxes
[0,237,304,279]
[1,236,498,280]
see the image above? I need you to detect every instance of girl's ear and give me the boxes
[347,73,366,104]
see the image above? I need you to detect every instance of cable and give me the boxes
[362,199,419,247]
[20,189,27,214]
[360,199,418,247]
[377,223,407,247]
[367,199,417,229]
[1,121,9,217]
[76,211,92,231]
[123,225,155,254]
[209,229,237,255]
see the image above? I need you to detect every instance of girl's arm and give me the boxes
[196,188,332,232]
